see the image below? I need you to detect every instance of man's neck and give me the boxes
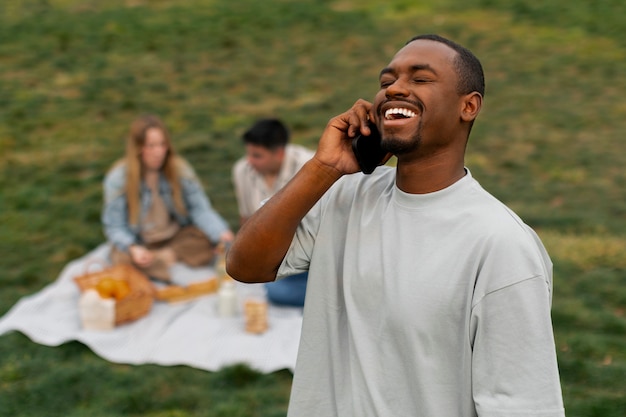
[262,171,279,189]
[395,151,465,194]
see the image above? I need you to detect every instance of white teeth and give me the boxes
[384,108,417,119]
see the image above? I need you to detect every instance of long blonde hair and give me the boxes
[125,114,187,225]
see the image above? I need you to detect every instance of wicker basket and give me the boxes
[74,262,155,326]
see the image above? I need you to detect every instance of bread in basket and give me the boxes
[74,262,155,327]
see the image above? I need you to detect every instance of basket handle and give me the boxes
[82,258,110,275]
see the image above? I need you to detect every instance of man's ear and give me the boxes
[460,92,482,122]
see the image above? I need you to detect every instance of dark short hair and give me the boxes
[242,118,290,149]
[407,34,485,97]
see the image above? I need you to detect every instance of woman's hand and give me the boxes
[219,230,235,244]
[129,245,154,268]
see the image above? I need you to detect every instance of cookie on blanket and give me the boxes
[244,299,269,334]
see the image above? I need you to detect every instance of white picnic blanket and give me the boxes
[0,244,303,373]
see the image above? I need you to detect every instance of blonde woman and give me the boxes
[102,114,234,281]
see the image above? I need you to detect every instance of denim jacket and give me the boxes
[102,160,230,252]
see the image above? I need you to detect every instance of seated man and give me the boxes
[232,118,313,307]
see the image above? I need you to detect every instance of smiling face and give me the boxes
[373,39,469,158]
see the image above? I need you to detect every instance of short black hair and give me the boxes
[407,34,485,97]
[242,118,289,150]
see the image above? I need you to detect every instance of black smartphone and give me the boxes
[351,123,387,174]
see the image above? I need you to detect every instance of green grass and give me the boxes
[1,0,625,415]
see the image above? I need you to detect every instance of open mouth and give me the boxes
[384,107,417,120]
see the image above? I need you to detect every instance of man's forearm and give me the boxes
[226,157,341,283]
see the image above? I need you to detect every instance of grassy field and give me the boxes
[1,0,625,415]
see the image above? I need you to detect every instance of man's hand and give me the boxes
[313,99,376,175]
[226,99,378,284]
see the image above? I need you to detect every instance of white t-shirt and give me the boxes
[278,167,565,417]
[232,144,314,219]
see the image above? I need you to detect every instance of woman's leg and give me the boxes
[169,226,215,267]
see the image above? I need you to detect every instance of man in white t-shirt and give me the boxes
[232,118,313,307]
[227,35,565,417]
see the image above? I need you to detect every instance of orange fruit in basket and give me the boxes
[95,278,117,299]
[95,278,131,300]
[113,280,131,300]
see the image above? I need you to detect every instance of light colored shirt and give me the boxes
[279,167,565,417]
[232,144,314,219]
[139,180,181,244]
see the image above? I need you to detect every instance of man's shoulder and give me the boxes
[465,178,528,229]
[464,179,548,260]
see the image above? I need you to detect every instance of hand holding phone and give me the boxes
[351,123,387,174]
